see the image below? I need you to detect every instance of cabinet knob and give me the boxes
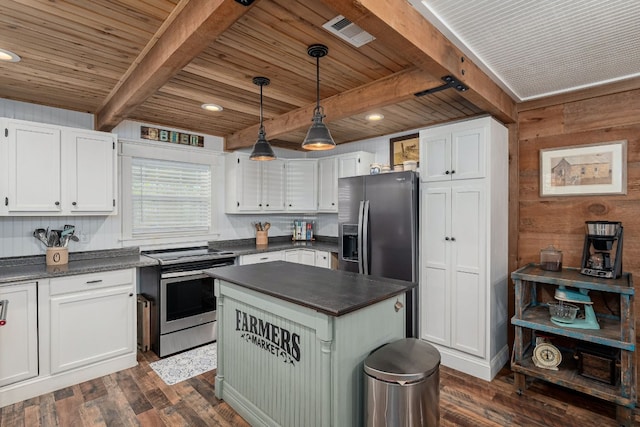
[451,237,456,241]
[129,293,134,297]
[266,204,269,207]
[72,202,77,206]
[445,171,450,175]
[331,202,335,206]
[445,237,450,241]
[259,203,262,207]
[451,170,456,174]
[54,201,60,206]
[289,204,292,207]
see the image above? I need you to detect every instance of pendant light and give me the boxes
[249,76,276,161]
[302,44,336,151]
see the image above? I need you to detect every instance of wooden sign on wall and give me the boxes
[141,126,204,147]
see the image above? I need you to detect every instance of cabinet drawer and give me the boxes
[50,269,133,295]
[240,252,283,265]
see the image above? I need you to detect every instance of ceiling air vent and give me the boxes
[322,15,375,48]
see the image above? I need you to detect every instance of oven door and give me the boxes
[160,272,216,334]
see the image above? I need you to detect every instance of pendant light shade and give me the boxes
[250,76,276,161]
[302,44,336,151]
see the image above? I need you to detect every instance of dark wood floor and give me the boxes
[1,350,638,426]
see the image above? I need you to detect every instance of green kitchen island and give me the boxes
[206,261,416,427]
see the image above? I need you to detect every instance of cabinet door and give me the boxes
[65,130,116,213]
[318,157,338,212]
[7,121,62,212]
[262,159,285,211]
[286,160,317,211]
[450,182,485,357]
[419,129,451,182]
[238,157,262,211]
[451,125,486,180]
[0,282,38,387]
[338,152,374,178]
[49,285,135,374]
[298,249,316,266]
[420,185,451,346]
[315,250,331,269]
[284,249,299,263]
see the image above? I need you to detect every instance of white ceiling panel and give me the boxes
[410,0,640,101]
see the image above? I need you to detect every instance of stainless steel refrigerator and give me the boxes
[338,170,419,337]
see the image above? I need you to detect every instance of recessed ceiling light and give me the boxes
[0,48,21,62]
[366,113,384,121]
[201,103,223,112]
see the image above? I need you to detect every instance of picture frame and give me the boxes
[390,133,419,167]
[539,140,627,197]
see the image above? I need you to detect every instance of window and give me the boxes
[131,157,211,236]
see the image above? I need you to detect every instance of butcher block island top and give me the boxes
[206,261,416,427]
[205,261,416,316]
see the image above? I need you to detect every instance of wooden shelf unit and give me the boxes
[511,264,636,426]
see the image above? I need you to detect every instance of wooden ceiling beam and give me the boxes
[319,0,517,124]
[224,67,442,150]
[95,0,258,132]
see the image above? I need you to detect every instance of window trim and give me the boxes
[119,139,222,248]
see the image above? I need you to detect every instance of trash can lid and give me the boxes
[364,338,440,384]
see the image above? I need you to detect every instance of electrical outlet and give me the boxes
[79,231,89,243]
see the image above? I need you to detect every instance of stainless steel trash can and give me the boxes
[364,338,440,426]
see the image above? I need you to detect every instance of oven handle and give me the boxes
[161,271,209,279]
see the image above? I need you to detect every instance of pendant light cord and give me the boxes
[315,55,321,114]
[259,83,265,131]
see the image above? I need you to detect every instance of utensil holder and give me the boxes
[256,231,268,246]
[46,247,68,266]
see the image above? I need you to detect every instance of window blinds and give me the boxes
[131,158,211,235]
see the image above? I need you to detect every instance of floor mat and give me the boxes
[149,343,217,385]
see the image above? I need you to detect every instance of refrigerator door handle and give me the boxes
[362,200,370,275]
[357,200,365,274]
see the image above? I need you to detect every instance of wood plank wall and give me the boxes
[511,88,640,400]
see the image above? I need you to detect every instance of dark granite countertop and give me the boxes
[209,236,338,257]
[0,247,158,285]
[206,261,415,317]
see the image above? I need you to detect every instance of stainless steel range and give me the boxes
[140,247,236,357]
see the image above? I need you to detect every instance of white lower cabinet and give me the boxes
[239,251,284,265]
[49,270,135,374]
[0,269,137,408]
[0,282,38,387]
[419,116,509,381]
[315,250,331,268]
[241,249,332,268]
[284,249,316,266]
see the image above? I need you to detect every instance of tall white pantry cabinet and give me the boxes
[419,116,509,381]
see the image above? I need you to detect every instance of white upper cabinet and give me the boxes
[318,157,338,212]
[286,159,317,212]
[226,152,261,212]
[225,151,372,214]
[317,151,374,213]
[6,121,62,213]
[420,118,487,182]
[225,153,285,213]
[64,129,117,214]
[1,118,116,216]
[262,159,286,211]
[338,151,374,178]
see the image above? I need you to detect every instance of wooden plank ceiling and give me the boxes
[0,0,514,151]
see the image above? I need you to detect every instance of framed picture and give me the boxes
[540,140,627,196]
[390,133,419,167]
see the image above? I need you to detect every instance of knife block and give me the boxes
[46,247,68,266]
[256,231,268,247]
